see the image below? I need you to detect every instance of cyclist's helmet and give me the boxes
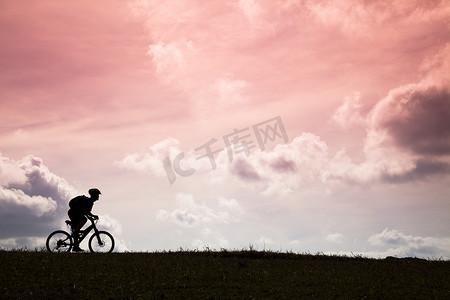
[88,188,101,196]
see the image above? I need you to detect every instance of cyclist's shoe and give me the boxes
[72,246,85,252]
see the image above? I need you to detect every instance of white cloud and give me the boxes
[0,237,46,250]
[258,236,274,245]
[115,137,183,178]
[368,228,450,259]
[332,91,364,128]
[147,40,196,83]
[238,0,262,24]
[115,137,230,184]
[213,76,249,106]
[218,197,244,216]
[98,214,129,252]
[0,187,56,217]
[98,214,123,235]
[326,233,344,244]
[157,193,244,227]
[192,228,230,250]
[0,153,27,186]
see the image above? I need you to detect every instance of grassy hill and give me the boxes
[1,250,449,299]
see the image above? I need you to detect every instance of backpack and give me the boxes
[69,195,86,210]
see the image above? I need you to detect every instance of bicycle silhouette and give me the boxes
[46,216,115,253]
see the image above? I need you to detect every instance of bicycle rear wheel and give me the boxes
[88,231,115,253]
[46,230,73,253]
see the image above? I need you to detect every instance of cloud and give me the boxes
[157,193,244,227]
[224,71,450,189]
[129,0,287,44]
[217,197,245,221]
[128,0,304,114]
[120,2,450,190]
[258,236,274,245]
[0,187,56,217]
[0,154,76,217]
[368,228,450,259]
[0,153,77,242]
[421,43,450,87]
[326,44,450,185]
[332,91,364,128]
[115,130,370,194]
[125,64,450,192]
[0,153,129,251]
[213,76,249,106]
[192,228,230,250]
[230,158,262,181]
[98,214,129,252]
[0,237,46,250]
[238,0,262,24]
[115,137,221,185]
[218,132,330,196]
[115,137,183,178]
[380,158,450,183]
[306,0,375,38]
[362,45,450,182]
[306,0,450,38]
[147,40,196,83]
[369,85,450,156]
[326,233,344,244]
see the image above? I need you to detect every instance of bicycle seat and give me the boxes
[65,220,72,226]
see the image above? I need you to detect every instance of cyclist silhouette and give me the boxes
[68,188,101,252]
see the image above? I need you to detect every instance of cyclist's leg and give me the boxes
[68,209,86,233]
[72,221,87,251]
[68,210,87,250]
[72,217,87,235]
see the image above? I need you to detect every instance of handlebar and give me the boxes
[87,215,99,222]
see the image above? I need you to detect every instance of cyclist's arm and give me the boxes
[82,208,98,219]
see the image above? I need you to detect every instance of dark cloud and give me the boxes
[0,154,76,242]
[173,211,197,226]
[382,87,450,156]
[270,157,297,173]
[230,159,261,181]
[382,158,450,183]
[8,156,68,200]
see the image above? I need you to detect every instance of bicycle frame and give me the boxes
[74,218,103,245]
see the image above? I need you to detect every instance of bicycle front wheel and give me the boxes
[88,231,115,253]
[46,230,73,253]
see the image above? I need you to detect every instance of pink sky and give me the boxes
[1,0,450,257]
